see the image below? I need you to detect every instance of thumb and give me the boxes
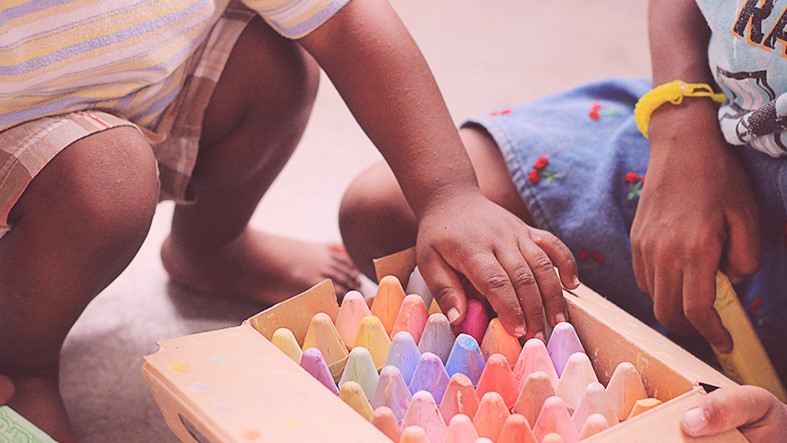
[681,386,786,441]
[418,252,467,326]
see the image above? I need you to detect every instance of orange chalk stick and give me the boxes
[480,318,522,368]
[371,275,407,336]
[627,398,663,419]
[473,392,511,441]
[371,406,402,442]
[497,413,537,443]
[439,373,480,424]
[476,354,519,409]
[302,312,349,380]
[400,426,430,443]
[605,362,647,421]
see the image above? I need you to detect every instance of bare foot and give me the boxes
[161,229,361,306]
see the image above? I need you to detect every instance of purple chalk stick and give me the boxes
[371,365,413,421]
[546,322,586,377]
[301,347,339,395]
[409,352,450,404]
[385,331,422,385]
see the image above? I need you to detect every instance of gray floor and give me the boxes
[58,1,651,441]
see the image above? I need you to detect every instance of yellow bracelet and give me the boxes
[633,80,726,138]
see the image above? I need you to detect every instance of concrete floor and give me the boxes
[58,1,650,441]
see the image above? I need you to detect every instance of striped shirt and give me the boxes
[0,0,350,133]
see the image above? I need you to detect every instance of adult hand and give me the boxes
[682,385,787,442]
[415,191,579,340]
[631,99,761,353]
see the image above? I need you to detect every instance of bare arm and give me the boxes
[299,0,579,338]
[632,0,760,352]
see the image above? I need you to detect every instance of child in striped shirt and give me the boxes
[0,0,579,439]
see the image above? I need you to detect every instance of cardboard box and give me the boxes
[143,249,746,442]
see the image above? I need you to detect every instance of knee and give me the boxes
[45,127,159,250]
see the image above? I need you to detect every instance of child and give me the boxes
[0,0,579,440]
[340,0,786,378]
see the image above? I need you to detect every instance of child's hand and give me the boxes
[631,99,761,352]
[415,192,579,340]
[681,385,787,442]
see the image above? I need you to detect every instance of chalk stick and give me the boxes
[555,353,598,413]
[371,275,407,335]
[439,373,480,424]
[541,433,565,443]
[578,413,609,440]
[473,391,511,441]
[445,333,486,386]
[480,318,522,368]
[605,362,647,421]
[385,331,422,385]
[512,338,559,390]
[497,413,537,443]
[546,322,586,377]
[476,353,519,409]
[409,352,450,404]
[571,382,618,432]
[512,371,556,427]
[405,266,434,309]
[339,347,380,400]
[455,299,490,344]
[400,426,430,443]
[443,414,479,443]
[338,381,374,421]
[371,406,402,442]
[354,314,393,370]
[271,327,303,364]
[371,365,412,421]
[300,347,339,395]
[392,294,429,343]
[532,396,579,443]
[401,391,447,443]
[418,313,455,364]
[627,398,663,419]
[302,312,349,380]
[475,439,494,443]
[336,290,371,349]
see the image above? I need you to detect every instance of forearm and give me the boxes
[299,0,480,219]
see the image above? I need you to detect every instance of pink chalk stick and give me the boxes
[336,290,371,349]
[555,353,598,413]
[401,391,447,443]
[512,338,559,391]
[571,382,618,432]
[439,373,480,424]
[532,396,579,443]
[512,371,556,427]
[443,414,479,443]
[371,406,402,442]
[455,299,490,344]
[497,413,537,443]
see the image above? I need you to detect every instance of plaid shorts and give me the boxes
[0,2,256,239]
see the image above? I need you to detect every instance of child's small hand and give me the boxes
[681,385,787,442]
[631,100,761,352]
[415,192,579,340]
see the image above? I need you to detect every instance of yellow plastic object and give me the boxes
[634,80,726,138]
[712,272,787,402]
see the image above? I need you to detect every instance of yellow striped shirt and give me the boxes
[0,0,350,132]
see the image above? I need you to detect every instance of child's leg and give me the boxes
[339,127,532,279]
[0,127,159,441]
[161,18,359,304]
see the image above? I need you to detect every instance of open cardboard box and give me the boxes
[143,248,746,442]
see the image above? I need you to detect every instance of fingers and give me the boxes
[529,229,579,289]
[520,235,567,328]
[418,250,468,326]
[721,210,761,283]
[496,245,545,340]
[681,386,787,442]
[683,264,732,352]
[461,250,527,338]
[652,262,694,337]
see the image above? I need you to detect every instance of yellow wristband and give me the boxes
[633,80,726,138]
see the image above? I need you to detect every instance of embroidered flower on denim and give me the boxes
[528,155,561,185]
[747,296,766,327]
[589,100,622,121]
[578,249,605,277]
[625,171,645,200]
